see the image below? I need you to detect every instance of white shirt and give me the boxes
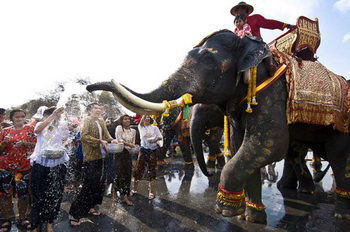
[30,121,70,167]
[115,125,136,149]
[138,124,163,150]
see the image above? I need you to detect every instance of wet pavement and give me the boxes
[5,152,350,232]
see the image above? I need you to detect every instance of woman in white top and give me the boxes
[113,114,137,206]
[132,115,163,200]
[29,106,68,232]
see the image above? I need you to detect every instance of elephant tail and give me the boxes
[313,164,331,183]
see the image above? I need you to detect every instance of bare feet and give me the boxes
[112,192,119,202]
[123,195,133,206]
[46,223,54,232]
[88,208,102,216]
[148,193,155,200]
[69,216,81,226]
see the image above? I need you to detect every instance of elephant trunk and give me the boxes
[190,115,212,177]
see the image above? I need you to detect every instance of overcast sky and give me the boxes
[1,0,350,109]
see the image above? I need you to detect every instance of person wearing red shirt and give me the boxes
[0,109,36,231]
[230,2,295,76]
[230,2,295,40]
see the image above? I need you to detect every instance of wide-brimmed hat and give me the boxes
[32,106,48,120]
[230,2,254,16]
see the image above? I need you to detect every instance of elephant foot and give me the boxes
[237,207,267,223]
[214,201,245,217]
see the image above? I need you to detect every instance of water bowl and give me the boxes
[107,143,124,153]
[41,149,65,159]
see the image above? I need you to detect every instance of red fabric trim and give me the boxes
[236,64,287,111]
[218,183,244,195]
[336,187,350,193]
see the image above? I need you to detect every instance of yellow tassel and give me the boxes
[223,116,230,156]
[151,115,158,126]
[246,67,258,112]
[251,67,258,105]
[162,100,171,117]
[181,93,193,105]
[246,74,252,113]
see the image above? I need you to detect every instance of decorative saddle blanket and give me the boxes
[271,46,350,132]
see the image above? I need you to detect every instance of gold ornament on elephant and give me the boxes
[246,66,258,113]
[245,201,266,211]
[217,184,245,207]
[335,187,350,199]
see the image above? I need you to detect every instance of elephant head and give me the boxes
[87,30,271,175]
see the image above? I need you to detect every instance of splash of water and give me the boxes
[56,82,87,108]
[42,81,90,154]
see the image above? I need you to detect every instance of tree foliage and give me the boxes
[6,78,123,119]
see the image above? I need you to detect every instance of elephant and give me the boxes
[86,29,350,222]
[277,141,316,193]
[190,104,227,173]
[155,107,194,167]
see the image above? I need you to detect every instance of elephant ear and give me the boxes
[237,36,270,73]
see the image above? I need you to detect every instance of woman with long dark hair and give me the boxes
[132,115,163,200]
[113,114,137,206]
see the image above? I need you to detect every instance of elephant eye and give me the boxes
[201,54,216,69]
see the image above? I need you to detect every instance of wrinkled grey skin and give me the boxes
[190,104,226,176]
[156,107,193,167]
[87,30,350,222]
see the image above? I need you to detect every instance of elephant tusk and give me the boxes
[111,93,159,115]
[111,79,186,113]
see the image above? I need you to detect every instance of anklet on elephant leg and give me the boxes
[217,184,245,207]
[245,201,266,211]
[335,187,350,198]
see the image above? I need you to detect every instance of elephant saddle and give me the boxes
[271,46,350,132]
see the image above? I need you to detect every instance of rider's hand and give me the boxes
[286,24,297,29]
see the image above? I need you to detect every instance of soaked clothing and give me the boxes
[0,169,30,198]
[30,162,67,229]
[30,121,70,167]
[133,148,158,181]
[133,124,163,181]
[0,125,36,172]
[138,124,163,150]
[114,148,132,196]
[69,159,106,219]
[81,117,113,162]
[69,116,110,219]
[113,125,136,196]
[29,120,69,229]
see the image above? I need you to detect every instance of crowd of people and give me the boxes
[0,104,163,231]
[0,2,297,231]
